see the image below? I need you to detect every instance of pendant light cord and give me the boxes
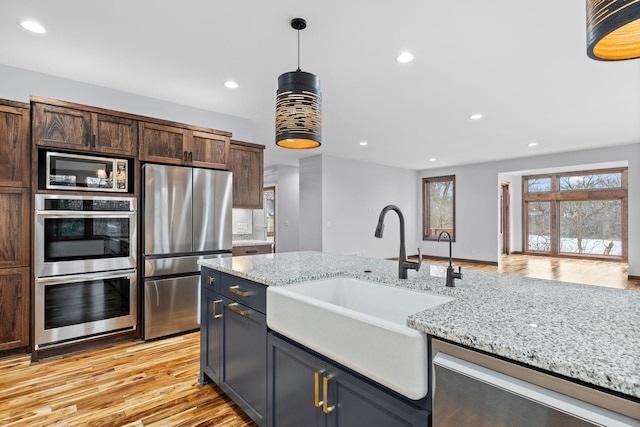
[297,29,301,71]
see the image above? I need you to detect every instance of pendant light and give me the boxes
[587,0,640,60]
[275,18,322,149]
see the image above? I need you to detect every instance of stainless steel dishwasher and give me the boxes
[431,339,640,426]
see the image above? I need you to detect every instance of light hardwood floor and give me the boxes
[415,253,640,291]
[0,333,256,427]
[2,255,636,427]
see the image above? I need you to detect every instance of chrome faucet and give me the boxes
[374,205,422,279]
[438,231,462,287]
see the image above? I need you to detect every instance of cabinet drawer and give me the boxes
[221,274,266,314]
[202,268,221,293]
[232,244,273,256]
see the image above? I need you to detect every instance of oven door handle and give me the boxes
[36,269,137,285]
[35,211,136,217]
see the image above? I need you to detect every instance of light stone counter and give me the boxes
[199,250,640,399]
[232,239,273,247]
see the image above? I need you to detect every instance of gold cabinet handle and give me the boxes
[322,374,335,414]
[228,302,249,316]
[207,276,215,284]
[228,285,251,297]
[314,370,324,408]
[212,299,222,319]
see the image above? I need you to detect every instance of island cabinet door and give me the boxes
[267,332,431,427]
[267,332,326,427]
[200,289,222,385]
[221,297,267,427]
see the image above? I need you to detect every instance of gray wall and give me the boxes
[264,165,300,253]
[320,155,418,259]
[0,64,252,140]
[299,156,323,251]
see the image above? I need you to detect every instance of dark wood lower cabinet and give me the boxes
[267,333,431,427]
[0,267,29,352]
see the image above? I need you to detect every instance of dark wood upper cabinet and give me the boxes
[0,103,30,188]
[228,140,265,209]
[92,114,137,156]
[33,103,137,156]
[191,131,228,169]
[139,122,229,169]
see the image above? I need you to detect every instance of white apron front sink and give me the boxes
[266,277,454,400]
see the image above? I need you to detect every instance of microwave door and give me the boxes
[193,168,232,252]
[143,164,193,256]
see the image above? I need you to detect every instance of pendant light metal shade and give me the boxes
[587,0,640,60]
[275,18,322,149]
[276,70,322,149]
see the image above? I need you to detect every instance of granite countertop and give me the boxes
[198,251,640,399]
[232,239,274,247]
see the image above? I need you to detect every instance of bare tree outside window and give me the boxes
[523,169,627,259]
[423,175,455,240]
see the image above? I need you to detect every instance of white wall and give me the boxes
[318,155,418,259]
[299,156,323,251]
[0,64,252,140]
[418,143,640,275]
[264,165,300,253]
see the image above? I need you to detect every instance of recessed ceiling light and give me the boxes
[359,141,368,146]
[470,113,483,120]
[224,80,238,89]
[396,52,414,63]
[19,20,46,34]
[528,142,538,147]
[429,158,437,162]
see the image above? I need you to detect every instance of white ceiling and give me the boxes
[2,0,640,170]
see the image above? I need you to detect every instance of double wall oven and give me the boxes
[34,194,137,349]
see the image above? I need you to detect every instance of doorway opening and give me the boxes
[264,186,275,252]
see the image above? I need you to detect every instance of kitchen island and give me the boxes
[199,251,640,425]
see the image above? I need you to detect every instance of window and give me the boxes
[423,175,455,240]
[523,168,627,259]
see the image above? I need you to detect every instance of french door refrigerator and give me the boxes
[142,163,232,339]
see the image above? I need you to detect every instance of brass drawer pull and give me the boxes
[229,285,251,297]
[207,276,215,284]
[228,303,249,316]
[212,299,222,319]
[323,374,335,413]
[314,370,324,408]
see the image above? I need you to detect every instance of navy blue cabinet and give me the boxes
[200,268,267,427]
[268,332,431,427]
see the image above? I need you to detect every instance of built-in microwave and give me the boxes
[44,151,129,192]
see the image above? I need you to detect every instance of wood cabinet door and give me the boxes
[33,103,91,151]
[0,104,29,187]
[229,143,264,209]
[139,121,187,165]
[0,188,29,268]
[0,267,29,351]
[93,113,137,156]
[190,131,229,169]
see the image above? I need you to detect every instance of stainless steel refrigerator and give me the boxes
[142,163,232,339]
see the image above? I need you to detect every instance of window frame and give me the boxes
[422,175,456,241]
[522,167,628,260]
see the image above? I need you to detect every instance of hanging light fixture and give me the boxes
[586,0,640,60]
[275,18,322,149]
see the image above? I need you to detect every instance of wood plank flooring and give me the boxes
[1,255,637,426]
[0,333,256,427]
[413,253,640,291]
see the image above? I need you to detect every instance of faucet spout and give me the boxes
[438,231,462,287]
[374,205,421,279]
